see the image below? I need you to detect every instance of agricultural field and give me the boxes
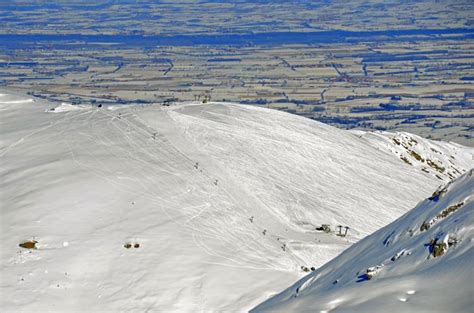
[0,0,473,145]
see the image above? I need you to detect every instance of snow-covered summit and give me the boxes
[253,169,474,313]
[1,92,472,311]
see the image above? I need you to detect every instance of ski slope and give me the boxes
[1,92,472,311]
[253,169,474,313]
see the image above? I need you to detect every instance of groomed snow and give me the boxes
[253,170,474,313]
[1,92,472,311]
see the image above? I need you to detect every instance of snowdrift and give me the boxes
[253,170,474,313]
[1,92,472,311]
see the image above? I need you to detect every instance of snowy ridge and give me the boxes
[352,130,472,182]
[47,102,90,113]
[253,170,474,313]
[0,92,472,312]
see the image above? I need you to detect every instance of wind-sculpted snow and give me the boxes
[1,92,472,311]
[253,170,474,313]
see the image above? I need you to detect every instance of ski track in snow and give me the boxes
[56,105,297,272]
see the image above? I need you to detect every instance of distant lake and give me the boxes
[0,28,473,49]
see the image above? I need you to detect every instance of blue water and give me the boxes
[0,28,472,49]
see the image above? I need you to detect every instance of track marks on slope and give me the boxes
[58,106,306,272]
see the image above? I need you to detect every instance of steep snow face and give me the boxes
[0,92,472,312]
[253,170,474,313]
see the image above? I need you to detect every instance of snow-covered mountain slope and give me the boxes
[351,130,472,182]
[164,103,472,239]
[0,91,472,312]
[253,170,474,313]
